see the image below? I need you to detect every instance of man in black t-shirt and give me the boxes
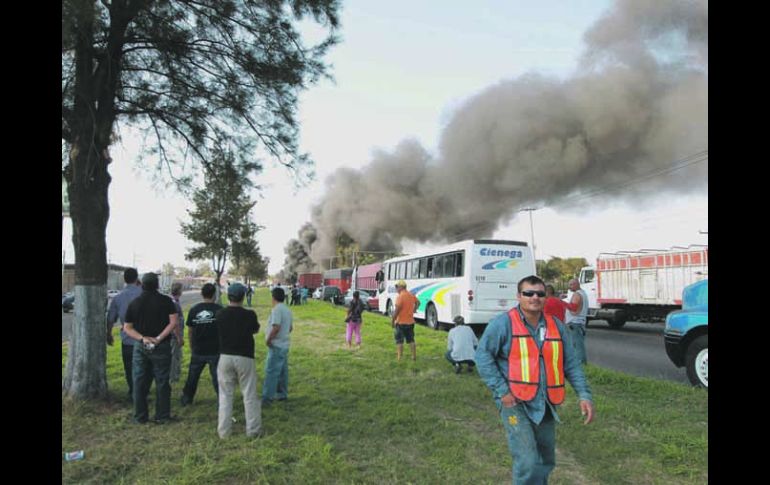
[123,272,179,424]
[216,283,262,438]
[180,283,223,406]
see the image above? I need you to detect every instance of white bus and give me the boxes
[377,239,535,329]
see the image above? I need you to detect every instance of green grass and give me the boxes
[62,288,707,484]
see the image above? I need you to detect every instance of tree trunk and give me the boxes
[62,134,112,399]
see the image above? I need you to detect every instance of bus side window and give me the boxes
[412,259,421,279]
[399,262,406,280]
[434,255,445,278]
[443,254,453,277]
[426,257,434,278]
[455,252,464,277]
[419,258,427,279]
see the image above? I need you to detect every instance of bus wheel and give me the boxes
[426,303,440,330]
[386,300,393,317]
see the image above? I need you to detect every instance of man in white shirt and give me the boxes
[446,316,479,374]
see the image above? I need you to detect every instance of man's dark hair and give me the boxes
[353,291,359,299]
[201,283,216,299]
[124,267,138,284]
[171,282,183,297]
[142,272,159,291]
[272,287,286,302]
[517,275,545,293]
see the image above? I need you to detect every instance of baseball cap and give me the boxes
[395,280,407,288]
[227,282,247,300]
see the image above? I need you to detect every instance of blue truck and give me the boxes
[663,279,708,388]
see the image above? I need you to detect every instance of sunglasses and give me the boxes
[520,290,546,298]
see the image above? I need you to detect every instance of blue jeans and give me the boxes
[568,324,587,365]
[181,353,219,404]
[498,402,556,484]
[132,340,172,422]
[262,346,289,402]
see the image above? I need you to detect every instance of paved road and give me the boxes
[585,319,690,386]
[62,290,201,342]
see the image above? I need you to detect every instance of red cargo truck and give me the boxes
[353,262,382,293]
[323,268,353,293]
[298,272,323,292]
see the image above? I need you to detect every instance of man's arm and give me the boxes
[560,321,594,424]
[568,292,583,312]
[266,324,281,346]
[391,295,402,326]
[156,313,179,343]
[474,316,512,402]
[106,296,119,345]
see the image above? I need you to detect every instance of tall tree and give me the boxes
[61,0,339,399]
[181,150,260,292]
[230,224,269,284]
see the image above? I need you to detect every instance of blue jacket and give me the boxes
[475,307,592,424]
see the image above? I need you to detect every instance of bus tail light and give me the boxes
[468,290,474,302]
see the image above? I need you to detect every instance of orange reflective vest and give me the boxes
[507,309,565,405]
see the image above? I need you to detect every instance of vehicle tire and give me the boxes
[386,300,393,317]
[426,303,440,330]
[607,312,627,329]
[685,335,708,388]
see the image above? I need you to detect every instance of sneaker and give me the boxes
[454,363,461,374]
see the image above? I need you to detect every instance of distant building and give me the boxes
[62,263,130,294]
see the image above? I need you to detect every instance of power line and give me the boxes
[546,149,707,209]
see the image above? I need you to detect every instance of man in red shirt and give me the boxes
[543,284,578,322]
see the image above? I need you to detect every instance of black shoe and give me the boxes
[180,396,191,407]
[132,417,148,425]
[467,365,475,373]
[454,363,462,374]
[153,416,179,425]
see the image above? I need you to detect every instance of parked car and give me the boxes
[367,294,380,313]
[321,285,343,305]
[343,289,372,309]
[107,289,120,298]
[664,279,708,388]
[62,293,75,312]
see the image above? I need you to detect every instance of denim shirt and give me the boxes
[475,307,592,424]
[107,284,142,345]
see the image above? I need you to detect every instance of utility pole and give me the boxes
[520,207,538,270]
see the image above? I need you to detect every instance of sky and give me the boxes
[61,0,707,275]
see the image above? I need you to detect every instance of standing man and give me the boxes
[246,284,254,307]
[391,280,418,362]
[565,278,589,365]
[262,287,293,405]
[123,272,179,424]
[475,275,594,484]
[169,282,186,383]
[180,283,223,406]
[446,316,479,374]
[216,283,262,438]
[543,284,578,323]
[106,267,142,402]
